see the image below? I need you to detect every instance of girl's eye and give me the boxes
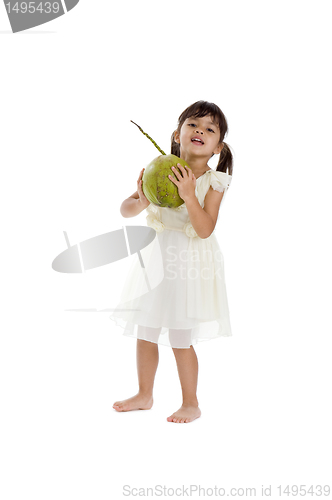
[188,123,196,127]
[207,128,215,133]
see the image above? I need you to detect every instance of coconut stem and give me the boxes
[130,120,166,156]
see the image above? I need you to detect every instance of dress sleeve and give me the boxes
[209,170,232,193]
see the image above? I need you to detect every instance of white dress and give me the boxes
[109,169,233,349]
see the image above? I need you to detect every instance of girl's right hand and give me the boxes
[137,168,150,208]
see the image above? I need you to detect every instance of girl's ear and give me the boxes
[213,142,224,155]
[174,130,180,144]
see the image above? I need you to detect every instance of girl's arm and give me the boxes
[185,187,224,239]
[120,191,149,218]
[120,168,150,218]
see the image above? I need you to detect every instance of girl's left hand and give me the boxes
[168,164,196,202]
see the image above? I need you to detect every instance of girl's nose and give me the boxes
[196,129,203,134]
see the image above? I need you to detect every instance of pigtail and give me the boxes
[171,131,180,157]
[216,141,233,176]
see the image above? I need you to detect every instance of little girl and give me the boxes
[111,101,233,423]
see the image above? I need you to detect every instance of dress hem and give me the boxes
[109,315,232,349]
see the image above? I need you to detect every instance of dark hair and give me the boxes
[171,100,233,176]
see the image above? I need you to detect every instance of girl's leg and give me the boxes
[167,329,201,423]
[113,326,161,412]
[136,331,160,396]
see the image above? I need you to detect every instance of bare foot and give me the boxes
[113,393,153,412]
[167,404,201,423]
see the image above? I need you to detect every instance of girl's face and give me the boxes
[174,115,223,158]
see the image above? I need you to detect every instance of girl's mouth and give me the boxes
[191,137,204,145]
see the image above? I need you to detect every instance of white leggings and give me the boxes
[137,325,192,349]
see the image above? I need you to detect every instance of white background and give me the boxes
[1,1,331,498]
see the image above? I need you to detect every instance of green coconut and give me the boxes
[131,120,191,208]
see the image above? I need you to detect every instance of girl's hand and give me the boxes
[137,168,150,208]
[168,164,196,202]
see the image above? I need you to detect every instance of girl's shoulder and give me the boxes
[196,170,232,208]
[204,169,232,192]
